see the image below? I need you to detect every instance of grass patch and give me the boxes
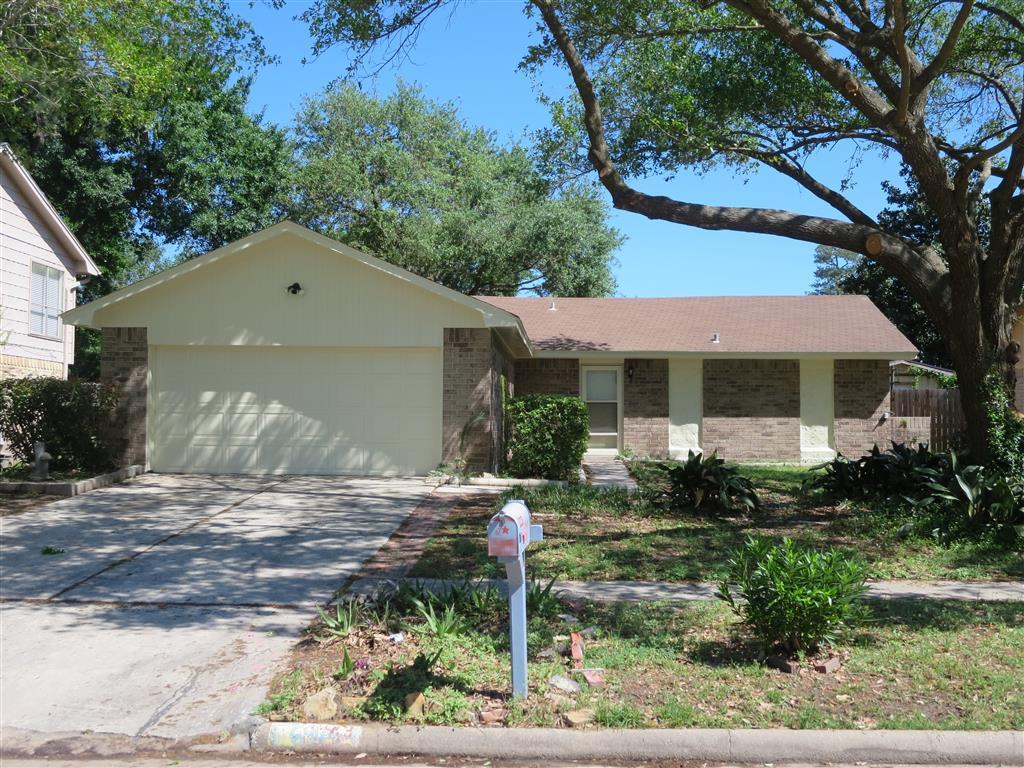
[409,465,1023,582]
[267,587,1024,730]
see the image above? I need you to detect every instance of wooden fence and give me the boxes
[891,388,967,451]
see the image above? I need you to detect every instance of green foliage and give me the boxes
[808,443,947,501]
[290,81,620,297]
[915,454,1024,544]
[908,366,958,390]
[0,378,119,472]
[718,537,868,654]
[981,371,1024,479]
[505,394,589,480]
[810,443,1023,544]
[526,577,564,619]
[410,598,469,639]
[810,245,859,296]
[594,701,646,727]
[333,646,355,680]
[662,451,759,513]
[315,598,360,640]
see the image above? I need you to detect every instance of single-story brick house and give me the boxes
[63,222,919,475]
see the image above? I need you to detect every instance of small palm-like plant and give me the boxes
[411,598,468,639]
[665,450,759,513]
[316,598,360,640]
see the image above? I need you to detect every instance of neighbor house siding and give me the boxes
[623,358,669,457]
[100,327,148,467]
[514,358,580,396]
[0,164,76,378]
[702,359,801,461]
[834,359,891,456]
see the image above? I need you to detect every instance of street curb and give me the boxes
[251,723,1024,764]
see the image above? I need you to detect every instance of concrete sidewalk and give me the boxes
[348,575,1024,602]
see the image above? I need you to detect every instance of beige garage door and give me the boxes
[149,346,441,475]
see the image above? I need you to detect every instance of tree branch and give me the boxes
[976,1,1024,35]
[530,0,950,315]
[915,0,975,93]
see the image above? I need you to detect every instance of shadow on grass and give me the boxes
[362,652,473,719]
[862,598,1024,631]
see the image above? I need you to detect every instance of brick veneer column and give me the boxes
[513,359,579,395]
[623,359,669,457]
[702,359,801,461]
[100,327,148,467]
[442,328,494,472]
[834,359,891,456]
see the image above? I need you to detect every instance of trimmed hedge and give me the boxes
[0,377,120,472]
[505,394,589,480]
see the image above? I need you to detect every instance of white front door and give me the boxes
[581,365,622,454]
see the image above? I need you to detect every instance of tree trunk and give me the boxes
[947,310,1016,461]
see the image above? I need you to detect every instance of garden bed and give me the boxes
[0,464,146,497]
[260,588,1023,730]
[409,467,1023,582]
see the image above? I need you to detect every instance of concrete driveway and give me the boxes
[0,474,432,746]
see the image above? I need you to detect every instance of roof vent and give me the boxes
[711,332,721,344]
[548,299,557,311]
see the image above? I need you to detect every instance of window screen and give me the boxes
[30,263,63,338]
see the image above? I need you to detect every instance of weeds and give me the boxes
[316,598,360,640]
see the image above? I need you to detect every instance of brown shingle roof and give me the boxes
[476,295,917,355]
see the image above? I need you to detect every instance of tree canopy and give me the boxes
[289,81,621,296]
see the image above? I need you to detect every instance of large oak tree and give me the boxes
[299,0,1024,459]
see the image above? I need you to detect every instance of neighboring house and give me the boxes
[890,360,956,391]
[63,222,917,475]
[0,143,100,379]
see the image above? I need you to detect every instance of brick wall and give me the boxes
[100,327,148,467]
[514,358,579,396]
[0,354,64,380]
[702,359,801,461]
[441,328,494,472]
[834,359,891,456]
[490,336,514,470]
[623,359,669,457]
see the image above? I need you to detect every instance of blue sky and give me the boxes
[242,1,900,297]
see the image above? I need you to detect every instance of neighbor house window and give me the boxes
[30,262,63,339]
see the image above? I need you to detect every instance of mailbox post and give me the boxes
[487,500,542,699]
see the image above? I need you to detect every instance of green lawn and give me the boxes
[265,591,1024,730]
[409,464,1024,582]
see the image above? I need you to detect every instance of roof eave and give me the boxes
[0,144,100,277]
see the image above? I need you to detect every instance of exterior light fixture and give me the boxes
[627,365,635,382]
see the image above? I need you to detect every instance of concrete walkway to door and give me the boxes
[0,474,433,747]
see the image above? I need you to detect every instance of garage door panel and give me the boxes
[150,347,441,475]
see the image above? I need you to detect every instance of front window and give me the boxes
[30,262,63,339]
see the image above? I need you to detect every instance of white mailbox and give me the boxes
[487,500,542,559]
[487,500,543,699]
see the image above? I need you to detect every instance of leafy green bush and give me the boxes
[915,454,1024,543]
[809,442,1023,544]
[808,442,946,500]
[0,377,120,472]
[718,537,868,654]
[982,371,1024,479]
[505,394,588,480]
[664,450,759,513]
